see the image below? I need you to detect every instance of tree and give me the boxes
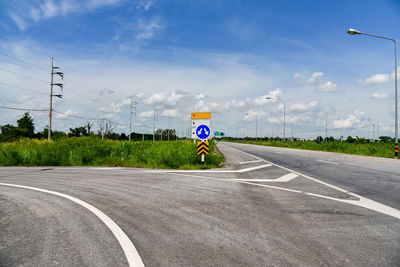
[69,126,88,137]
[86,122,93,136]
[17,112,35,137]
[346,136,356,143]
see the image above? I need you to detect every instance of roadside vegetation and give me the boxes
[223,136,395,159]
[0,113,224,169]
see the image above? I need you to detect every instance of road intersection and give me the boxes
[1,142,400,266]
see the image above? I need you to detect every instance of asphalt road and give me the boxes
[1,142,400,266]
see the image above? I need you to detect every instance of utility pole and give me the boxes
[373,123,376,141]
[292,124,294,142]
[168,116,171,141]
[48,57,63,140]
[256,115,258,141]
[153,108,158,142]
[101,118,105,140]
[325,112,328,141]
[129,99,136,141]
[377,122,380,140]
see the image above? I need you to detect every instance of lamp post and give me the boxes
[266,97,286,143]
[348,28,398,158]
[246,112,258,141]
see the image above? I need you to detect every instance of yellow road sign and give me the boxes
[192,112,211,119]
[197,141,209,156]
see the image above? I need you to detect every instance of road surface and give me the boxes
[1,141,400,266]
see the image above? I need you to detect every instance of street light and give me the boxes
[266,96,286,143]
[348,28,398,158]
[246,112,258,141]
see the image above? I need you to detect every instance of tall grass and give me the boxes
[231,140,395,158]
[0,137,224,169]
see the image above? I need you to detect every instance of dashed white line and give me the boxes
[147,164,272,173]
[317,159,339,165]
[234,173,299,182]
[0,183,144,267]
[239,159,263,164]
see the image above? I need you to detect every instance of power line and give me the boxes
[0,105,48,112]
[0,66,48,84]
[0,81,47,95]
[0,51,48,71]
[52,110,98,121]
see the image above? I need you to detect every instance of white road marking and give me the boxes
[0,183,144,267]
[219,143,400,221]
[317,160,339,165]
[239,160,262,164]
[147,164,272,173]
[234,173,299,182]
[89,167,125,170]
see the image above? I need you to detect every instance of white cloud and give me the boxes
[333,112,365,128]
[9,13,26,31]
[137,110,154,119]
[97,98,131,112]
[363,74,390,84]
[267,117,280,124]
[254,88,283,105]
[162,109,178,117]
[195,93,204,99]
[143,91,184,108]
[41,0,59,18]
[244,110,268,121]
[296,71,338,92]
[137,0,153,11]
[371,92,389,99]
[289,100,319,112]
[306,72,324,85]
[391,69,400,80]
[135,17,163,41]
[317,81,338,92]
[11,0,123,30]
[56,109,74,118]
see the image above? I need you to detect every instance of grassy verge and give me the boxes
[228,140,395,158]
[0,137,224,169]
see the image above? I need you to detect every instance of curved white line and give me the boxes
[0,183,144,267]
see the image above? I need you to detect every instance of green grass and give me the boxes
[0,137,224,169]
[229,140,395,158]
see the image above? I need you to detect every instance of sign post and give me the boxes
[192,112,211,162]
[197,141,209,162]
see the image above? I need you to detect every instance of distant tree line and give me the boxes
[219,135,394,144]
[0,112,178,142]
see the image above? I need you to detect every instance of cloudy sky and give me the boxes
[0,0,399,139]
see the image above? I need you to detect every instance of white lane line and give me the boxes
[317,160,339,165]
[234,173,299,183]
[239,160,262,164]
[146,164,272,173]
[221,144,400,221]
[0,183,144,267]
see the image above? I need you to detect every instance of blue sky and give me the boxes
[0,0,400,138]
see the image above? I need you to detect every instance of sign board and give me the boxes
[196,125,211,140]
[214,131,225,137]
[192,112,211,120]
[197,141,209,156]
[191,112,211,139]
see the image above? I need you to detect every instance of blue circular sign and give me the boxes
[196,125,211,140]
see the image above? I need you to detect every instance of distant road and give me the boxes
[0,142,400,266]
[222,141,400,210]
